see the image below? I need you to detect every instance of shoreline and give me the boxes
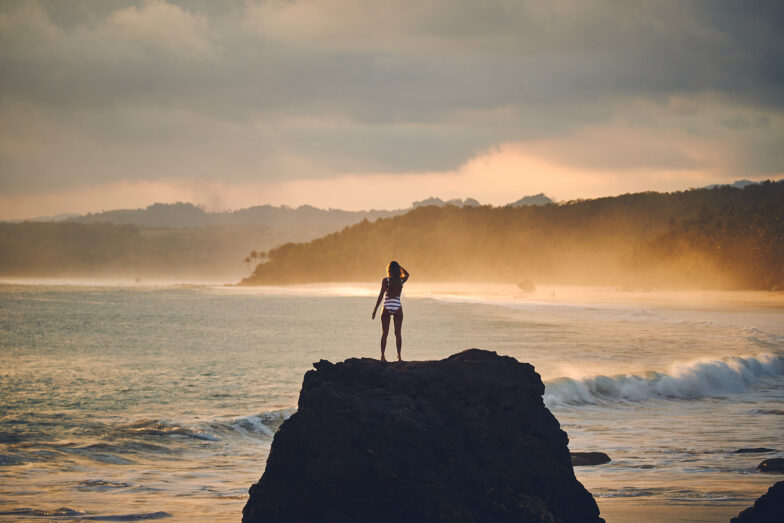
[595,498,751,522]
[5,278,783,310]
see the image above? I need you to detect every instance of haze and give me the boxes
[1,0,783,220]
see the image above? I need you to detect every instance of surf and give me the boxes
[544,352,784,407]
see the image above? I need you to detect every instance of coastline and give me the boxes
[595,499,751,522]
[4,277,784,310]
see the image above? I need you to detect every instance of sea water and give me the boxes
[0,282,782,521]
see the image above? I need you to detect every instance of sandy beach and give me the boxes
[597,499,751,522]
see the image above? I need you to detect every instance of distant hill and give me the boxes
[242,181,784,290]
[410,194,554,208]
[6,212,80,223]
[412,197,481,208]
[0,203,408,280]
[703,179,759,190]
[508,193,554,207]
[0,221,288,280]
[70,202,403,229]
[7,185,778,286]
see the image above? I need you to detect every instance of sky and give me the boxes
[1,0,782,219]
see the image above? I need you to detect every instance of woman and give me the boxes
[371,261,409,362]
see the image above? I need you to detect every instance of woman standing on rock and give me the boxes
[372,261,409,362]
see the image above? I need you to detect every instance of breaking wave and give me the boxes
[0,409,295,469]
[115,420,221,442]
[216,409,293,439]
[0,507,171,520]
[544,352,784,407]
[112,409,294,444]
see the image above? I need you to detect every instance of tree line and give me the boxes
[242,181,784,290]
[0,222,284,279]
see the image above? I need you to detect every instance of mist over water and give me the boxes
[1,283,783,521]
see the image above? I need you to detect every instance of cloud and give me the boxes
[0,0,782,217]
[4,139,779,221]
[102,0,214,56]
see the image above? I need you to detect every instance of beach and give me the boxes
[1,281,782,521]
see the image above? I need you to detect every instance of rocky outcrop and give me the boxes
[571,452,611,466]
[758,458,784,473]
[731,481,784,522]
[243,349,603,523]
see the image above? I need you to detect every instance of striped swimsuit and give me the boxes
[383,278,403,314]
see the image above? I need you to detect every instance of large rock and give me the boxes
[758,458,784,473]
[243,349,603,523]
[571,452,611,466]
[731,481,784,522]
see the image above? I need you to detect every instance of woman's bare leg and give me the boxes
[380,310,390,362]
[393,309,403,361]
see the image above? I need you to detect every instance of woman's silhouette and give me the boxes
[372,261,409,362]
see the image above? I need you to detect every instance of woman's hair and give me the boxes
[387,260,402,286]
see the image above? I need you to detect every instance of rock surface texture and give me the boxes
[243,349,603,523]
[731,481,784,522]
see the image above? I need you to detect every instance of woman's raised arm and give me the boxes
[371,278,387,319]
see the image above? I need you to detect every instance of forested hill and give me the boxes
[0,204,405,279]
[70,202,403,229]
[0,222,279,280]
[0,196,548,280]
[242,181,784,290]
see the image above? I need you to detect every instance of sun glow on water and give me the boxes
[0,284,782,520]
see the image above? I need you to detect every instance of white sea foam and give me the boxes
[544,353,784,407]
[225,410,294,439]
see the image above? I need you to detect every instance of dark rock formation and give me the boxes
[571,452,611,466]
[758,458,784,473]
[731,481,784,522]
[243,349,603,523]
[735,448,777,454]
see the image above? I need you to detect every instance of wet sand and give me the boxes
[597,499,749,522]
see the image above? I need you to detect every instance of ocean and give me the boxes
[1,282,782,521]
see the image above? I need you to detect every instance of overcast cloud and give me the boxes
[0,0,782,217]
